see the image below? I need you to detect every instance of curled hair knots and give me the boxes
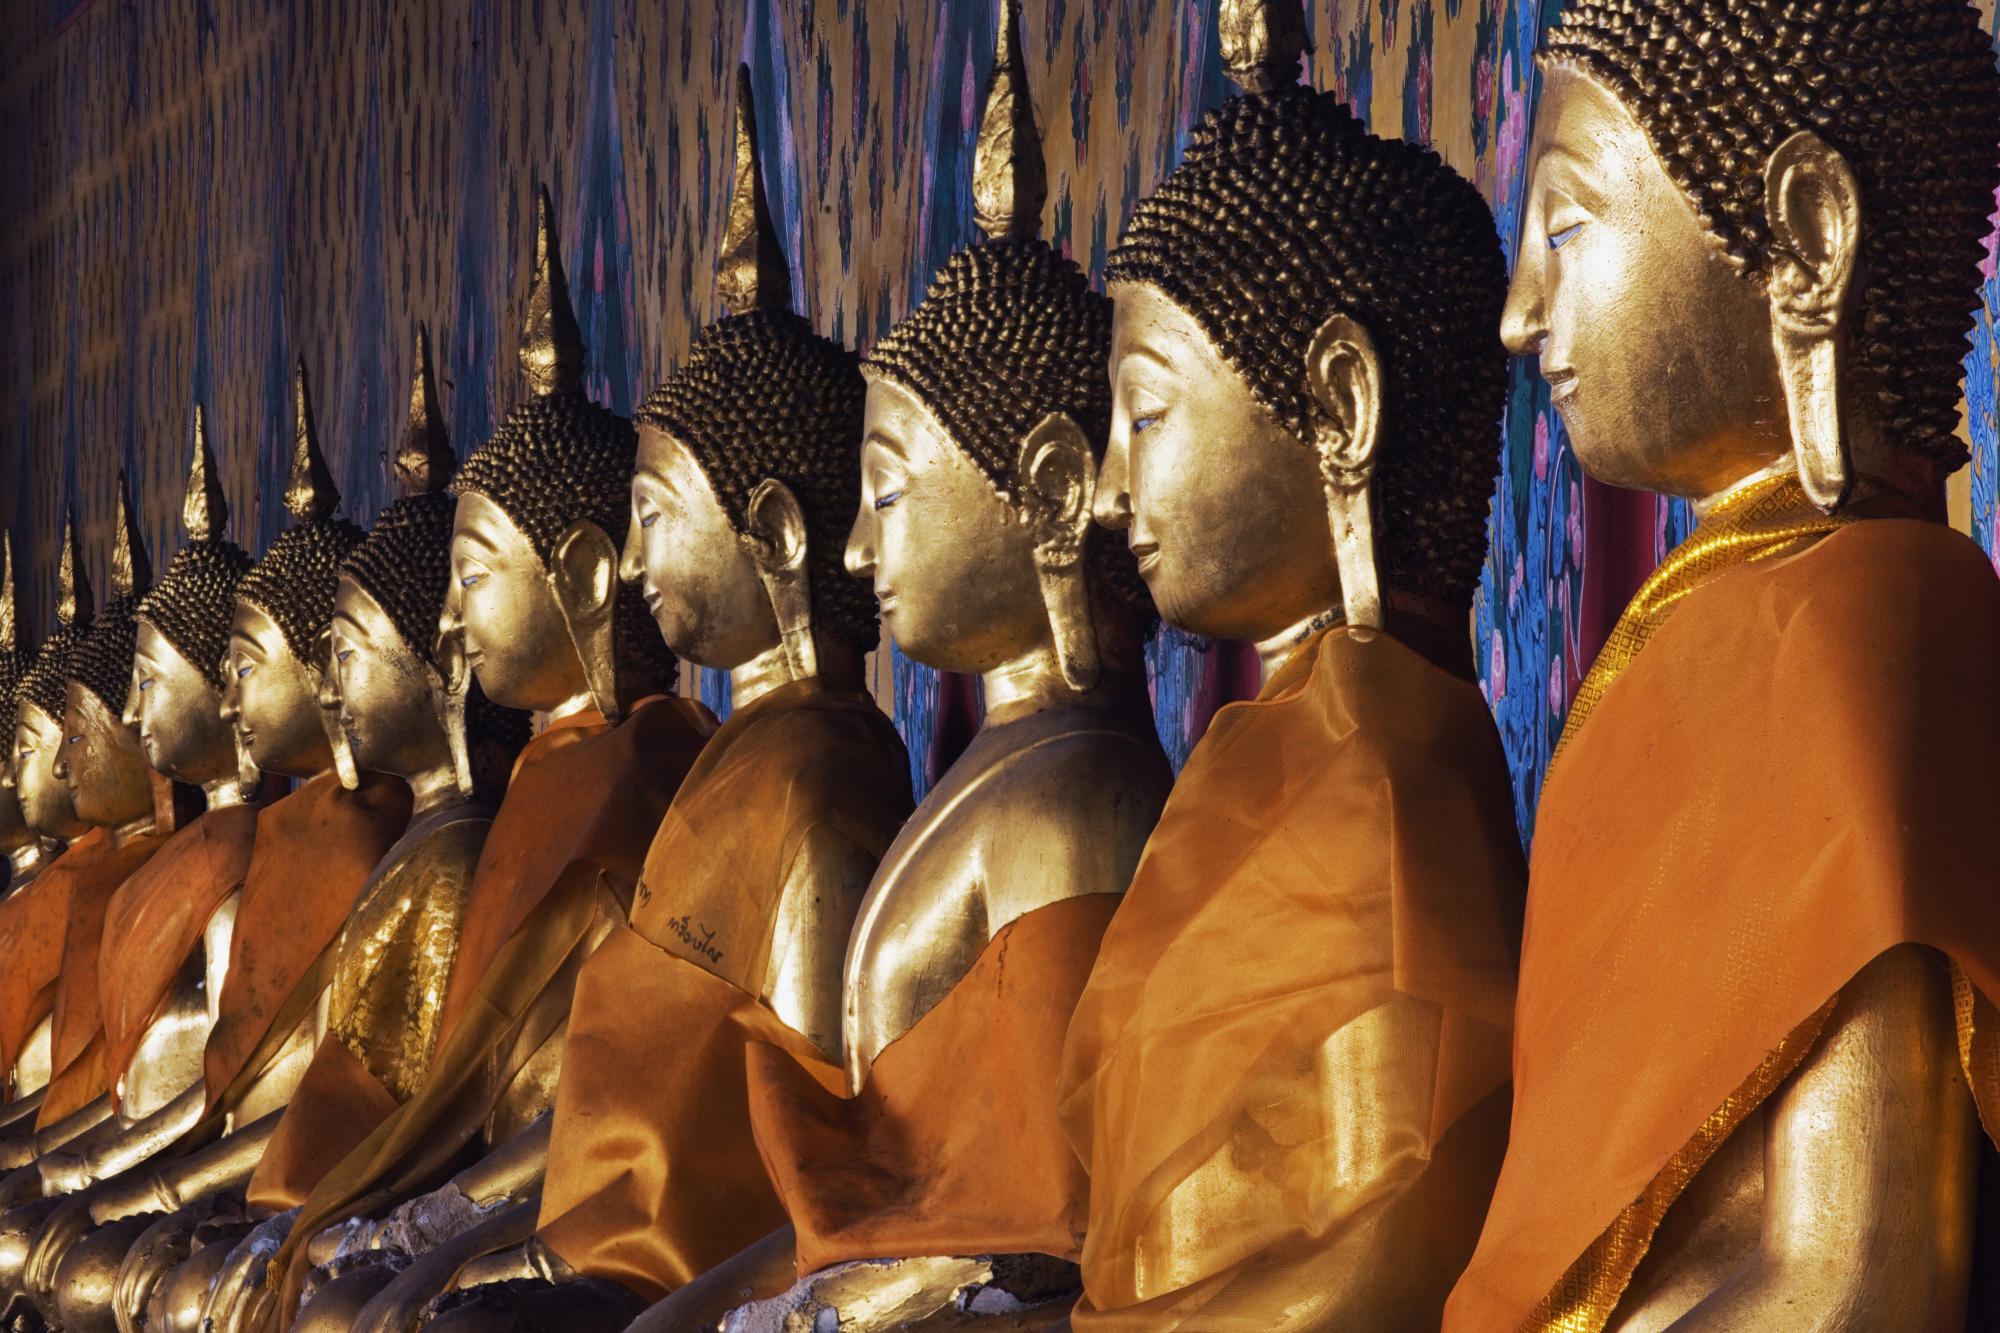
[867,235,1159,637]
[69,593,143,711]
[17,623,87,725]
[1544,0,2000,474]
[237,521,368,663]
[637,310,878,655]
[1108,85,1510,610]
[137,541,254,690]
[0,640,28,744]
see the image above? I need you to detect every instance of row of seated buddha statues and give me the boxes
[1,0,1998,1327]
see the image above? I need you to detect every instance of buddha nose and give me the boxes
[1091,438,1134,533]
[1500,250,1549,359]
[617,524,645,587]
[50,753,68,782]
[844,504,875,581]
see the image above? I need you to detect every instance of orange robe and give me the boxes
[37,828,171,1127]
[201,771,413,1118]
[748,892,1121,1276]
[99,801,261,1110]
[0,829,154,1083]
[261,695,716,1319]
[1444,479,2000,1333]
[534,679,912,1302]
[1058,627,1525,1331]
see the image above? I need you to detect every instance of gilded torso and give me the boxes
[321,804,493,1101]
[114,891,240,1122]
[842,698,1171,1086]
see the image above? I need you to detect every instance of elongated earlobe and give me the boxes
[1304,313,1385,630]
[1764,130,1862,513]
[548,520,623,722]
[1016,413,1101,692]
[745,479,819,683]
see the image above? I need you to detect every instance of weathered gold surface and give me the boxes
[286,362,341,525]
[57,509,91,630]
[324,809,490,1101]
[12,1019,52,1103]
[60,682,155,836]
[330,577,461,815]
[396,326,455,498]
[716,65,790,316]
[128,623,240,798]
[519,189,586,400]
[445,493,603,722]
[729,1254,1079,1333]
[182,407,229,543]
[1219,0,1311,93]
[109,470,151,602]
[15,701,83,841]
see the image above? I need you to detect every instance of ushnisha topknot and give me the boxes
[236,361,366,662]
[1542,0,2000,477]
[1107,82,1508,609]
[69,470,152,711]
[450,186,678,688]
[17,512,92,724]
[0,534,28,745]
[137,406,254,690]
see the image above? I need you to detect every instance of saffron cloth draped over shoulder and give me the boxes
[98,801,261,1110]
[533,678,912,1302]
[0,828,133,1082]
[259,693,715,1310]
[202,770,413,1118]
[1058,626,1525,1332]
[36,827,169,1127]
[1444,479,2000,1333]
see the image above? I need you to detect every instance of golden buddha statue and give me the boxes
[218,189,716,1333]
[2,515,99,1122]
[633,17,1172,1332]
[1444,0,2000,1326]
[0,535,57,900]
[1047,2,1528,1328]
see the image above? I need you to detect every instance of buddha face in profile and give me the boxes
[1503,0,2000,507]
[328,575,444,781]
[222,600,332,780]
[1095,87,1506,646]
[447,491,601,712]
[12,701,76,839]
[127,621,236,789]
[58,681,152,831]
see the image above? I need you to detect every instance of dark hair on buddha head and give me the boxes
[1107,85,1508,610]
[1543,0,2000,479]
[344,490,531,799]
[236,519,368,662]
[137,540,253,691]
[0,643,29,746]
[18,625,86,726]
[865,236,1159,636]
[637,310,878,654]
[70,592,141,711]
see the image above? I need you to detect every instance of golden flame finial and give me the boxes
[1,532,16,657]
[287,358,341,523]
[1219,0,1312,94]
[57,506,91,627]
[974,0,1048,240]
[396,323,455,495]
[183,403,230,541]
[110,468,151,598]
[520,186,587,398]
[716,64,793,315]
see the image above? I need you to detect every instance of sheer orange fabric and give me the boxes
[37,828,169,1127]
[750,892,1120,1278]
[534,680,912,1302]
[203,772,412,1115]
[0,828,117,1077]
[100,802,260,1106]
[1058,627,1524,1331]
[264,695,716,1322]
[1444,504,2000,1333]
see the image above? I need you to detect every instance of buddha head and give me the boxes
[445,187,677,722]
[225,364,365,781]
[1095,0,1507,649]
[622,66,873,694]
[14,516,91,840]
[129,409,254,797]
[331,329,529,806]
[58,473,157,833]
[0,535,34,857]
[849,2,1154,694]
[1504,0,2000,509]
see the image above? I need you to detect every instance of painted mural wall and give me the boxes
[2,0,1996,827]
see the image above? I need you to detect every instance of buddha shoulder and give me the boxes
[328,807,492,1012]
[844,701,1171,1073]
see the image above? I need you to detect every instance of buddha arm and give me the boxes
[88,1108,284,1223]
[71,1080,210,1186]
[1662,944,1974,1333]
[763,826,876,1060]
[623,1225,799,1333]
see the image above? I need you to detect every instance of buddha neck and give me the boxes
[6,841,50,884]
[544,689,598,724]
[404,757,467,820]
[111,812,156,847]
[730,641,794,713]
[1255,607,1343,684]
[980,637,1146,728]
[200,775,248,811]
[1252,590,1474,686]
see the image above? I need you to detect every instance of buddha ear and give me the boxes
[547,519,623,723]
[1764,130,1861,513]
[744,478,820,682]
[1303,312,1384,630]
[1015,412,1101,692]
[310,624,354,790]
